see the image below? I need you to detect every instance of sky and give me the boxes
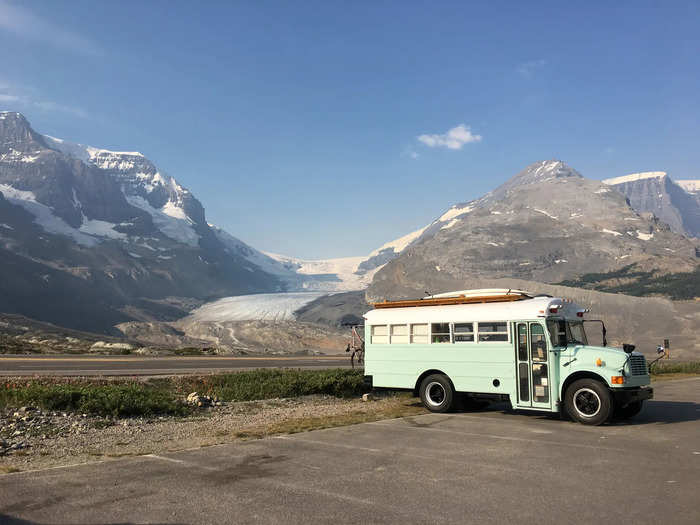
[1,1,699,259]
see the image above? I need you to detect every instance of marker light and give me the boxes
[611,376,625,385]
[549,307,559,314]
[577,312,584,318]
[595,358,603,367]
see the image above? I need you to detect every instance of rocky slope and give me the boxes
[603,172,700,239]
[0,112,285,332]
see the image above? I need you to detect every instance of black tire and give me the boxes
[419,374,455,413]
[614,400,644,419]
[564,378,613,426]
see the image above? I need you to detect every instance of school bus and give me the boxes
[363,289,653,425]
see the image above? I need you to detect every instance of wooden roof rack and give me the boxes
[372,291,530,309]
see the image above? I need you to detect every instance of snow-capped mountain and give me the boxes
[367,160,699,301]
[0,111,283,331]
[603,172,700,239]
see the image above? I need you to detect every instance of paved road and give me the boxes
[0,355,351,376]
[1,378,699,524]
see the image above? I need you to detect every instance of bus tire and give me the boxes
[419,374,455,413]
[614,400,644,419]
[564,378,613,426]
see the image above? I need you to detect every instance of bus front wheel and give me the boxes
[564,378,613,426]
[419,374,455,413]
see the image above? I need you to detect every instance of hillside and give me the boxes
[0,112,284,331]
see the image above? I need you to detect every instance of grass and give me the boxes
[0,466,21,474]
[167,368,368,402]
[0,369,369,417]
[649,361,700,376]
[235,394,424,440]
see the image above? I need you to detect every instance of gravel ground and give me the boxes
[0,395,403,472]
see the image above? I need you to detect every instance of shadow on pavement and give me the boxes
[0,516,184,525]
[455,400,700,426]
[613,400,700,425]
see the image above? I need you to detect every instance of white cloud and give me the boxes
[417,124,482,150]
[0,0,101,55]
[517,59,546,78]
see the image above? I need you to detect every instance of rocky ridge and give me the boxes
[603,171,700,238]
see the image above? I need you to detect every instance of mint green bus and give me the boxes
[363,289,653,425]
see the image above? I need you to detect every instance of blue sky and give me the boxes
[1,1,698,258]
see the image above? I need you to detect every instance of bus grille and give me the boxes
[629,355,647,376]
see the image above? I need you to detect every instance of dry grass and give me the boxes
[0,466,21,474]
[235,395,425,440]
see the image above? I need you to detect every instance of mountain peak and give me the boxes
[490,160,581,200]
[0,111,46,150]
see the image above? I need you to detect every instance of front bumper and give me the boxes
[612,386,653,407]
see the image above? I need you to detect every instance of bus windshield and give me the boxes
[546,319,588,347]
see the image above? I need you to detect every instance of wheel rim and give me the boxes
[573,387,601,418]
[425,382,446,407]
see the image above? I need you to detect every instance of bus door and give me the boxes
[514,322,552,409]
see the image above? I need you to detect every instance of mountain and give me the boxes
[367,160,700,301]
[602,172,700,239]
[0,111,284,331]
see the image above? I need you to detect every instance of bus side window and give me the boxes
[390,324,408,344]
[454,323,474,342]
[371,325,388,344]
[478,322,509,342]
[431,323,451,343]
[410,324,429,344]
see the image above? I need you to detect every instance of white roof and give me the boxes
[364,296,585,324]
[426,288,531,299]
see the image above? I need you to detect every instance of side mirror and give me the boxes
[622,343,635,354]
[656,345,665,354]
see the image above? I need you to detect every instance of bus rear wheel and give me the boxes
[419,374,455,413]
[564,378,613,426]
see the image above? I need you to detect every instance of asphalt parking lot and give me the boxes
[1,377,699,524]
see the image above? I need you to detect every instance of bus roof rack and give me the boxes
[372,288,533,309]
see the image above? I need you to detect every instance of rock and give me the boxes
[90,341,135,352]
[186,391,215,407]
[362,393,374,402]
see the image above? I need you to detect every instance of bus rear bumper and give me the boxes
[612,386,653,407]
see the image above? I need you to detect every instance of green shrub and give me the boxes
[649,361,700,375]
[171,368,367,402]
[0,369,367,416]
[0,381,187,417]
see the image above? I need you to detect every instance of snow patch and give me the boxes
[677,180,700,194]
[531,208,558,220]
[368,225,428,257]
[636,231,653,241]
[438,205,473,223]
[125,195,199,247]
[79,218,126,240]
[603,172,667,185]
[602,229,622,236]
[0,184,97,246]
[441,219,460,230]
